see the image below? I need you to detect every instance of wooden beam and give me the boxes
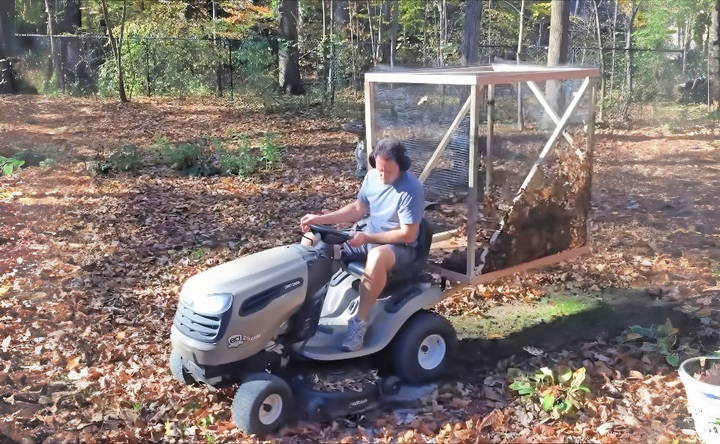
[431,228,461,242]
[470,246,590,285]
[485,84,495,192]
[525,80,574,146]
[516,76,590,195]
[466,84,482,278]
[364,66,600,86]
[419,94,472,183]
[364,78,376,168]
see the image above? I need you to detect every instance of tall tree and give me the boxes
[278,0,304,94]
[389,0,399,67]
[516,0,526,130]
[546,0,570,115]
[0,0,15,59]
[711,0,720,107]
[461,0,482,65]
[592,0,605,121]
[43,0,64,91]
[100,0,128,103]
[622,1,641,115]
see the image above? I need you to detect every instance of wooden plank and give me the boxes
[431,228,461,242]
[525,80,574,146]
[516,76,590,194]
[485,84,495,192]
[470,246,590,285]
[365,72,479,85]
[585,79,598,249]
[429,265,470,283]
[466,84,481,278]
[419,94,472,183]
[364,78,376,168]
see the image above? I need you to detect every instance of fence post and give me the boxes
[228,40,233,100]
[144,38,150,96]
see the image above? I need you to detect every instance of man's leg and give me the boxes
[357,245,395,321]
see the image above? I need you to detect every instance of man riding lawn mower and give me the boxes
[169,138,458,435]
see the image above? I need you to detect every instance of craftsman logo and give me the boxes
[227,333,260,348]
[283,279,302,291]
[350,398,368,407]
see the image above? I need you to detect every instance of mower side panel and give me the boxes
[296,285,444,360]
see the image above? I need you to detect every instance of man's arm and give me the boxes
[348,223,419,246]
[300,200,367,232]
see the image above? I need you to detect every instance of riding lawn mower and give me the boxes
[169,220,457,436]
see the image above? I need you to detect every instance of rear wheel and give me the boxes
[390,311,457,384]
[169,350,194,385]
[232,373,294,437]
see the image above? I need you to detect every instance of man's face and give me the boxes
[375,154,401,184]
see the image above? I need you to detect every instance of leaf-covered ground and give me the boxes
[1,96,719,443]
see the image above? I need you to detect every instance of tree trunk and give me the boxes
[44,0,64,92]
[624,4,640,94]
[546,0,570,115]
[461,0,482,65]
[609,0,618,90]
[278,0,304,94]
[711,0,720,107]
[516,0,525,130]
[100,0,128,103]
[0,0,15,59]
[333,0,349,26]
[592,0,605,122]
[389,0,398,68]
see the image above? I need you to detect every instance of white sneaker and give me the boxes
[340,317,368,352]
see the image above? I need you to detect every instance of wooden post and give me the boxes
[585,78,597,247]
[364,78,376,168]
[485,83,495,193]
[466,83,482,278]
[525,80,575,146]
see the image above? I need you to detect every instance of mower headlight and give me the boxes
[182,292,233,316]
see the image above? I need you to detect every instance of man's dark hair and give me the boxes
[369,138,412,171]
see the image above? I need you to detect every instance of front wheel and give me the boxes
[169,350,194,385]
[232,373,294,437]
[390,311,457,384]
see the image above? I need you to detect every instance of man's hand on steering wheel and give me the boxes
[300,213,322,232]
[347,231,369,247]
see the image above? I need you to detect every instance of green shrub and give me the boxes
[160,142,203,170]
[108,145,143,171]
[620,319,686,367]
[12,149,46,167]
[87,145,143,175]
[0,156,25,176]
[259,132,281,168]
[219,146,258,178]
[508,366,591,420]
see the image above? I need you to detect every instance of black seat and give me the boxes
[345,219,433,286]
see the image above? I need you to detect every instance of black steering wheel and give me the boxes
[309,224,352,245]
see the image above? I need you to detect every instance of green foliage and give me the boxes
[12,149,46,167]
[508,366,591,419]
[219,145,258,178]
[259,132,281,168]
[88,145,143,175]
[620,319,682,367]
[0,156,25,176]
[160,143,204,170]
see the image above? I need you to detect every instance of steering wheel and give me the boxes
[309,224,352,245]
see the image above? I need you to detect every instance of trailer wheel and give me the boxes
[232,373,293,437]
[169,350,194,385]
[390,311,457,384]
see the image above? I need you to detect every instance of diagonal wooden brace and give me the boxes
[525,80,575,147]
[476,76,591,274]
[419,94,474,183]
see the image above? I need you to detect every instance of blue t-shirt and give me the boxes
[357,169,424,243]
